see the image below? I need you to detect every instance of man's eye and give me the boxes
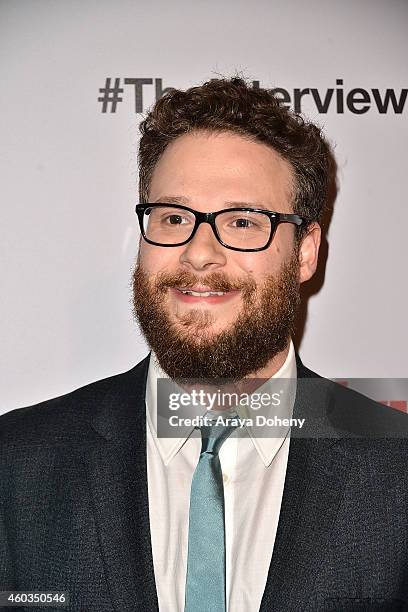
[231,218,255,228]
[165,214,187,225]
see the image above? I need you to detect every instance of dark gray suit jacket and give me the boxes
[1,355,408,612]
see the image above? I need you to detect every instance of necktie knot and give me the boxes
[199,421,237,455]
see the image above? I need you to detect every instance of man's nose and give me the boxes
[179,222,227,271]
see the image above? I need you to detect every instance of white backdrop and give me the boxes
[1,0,407,413]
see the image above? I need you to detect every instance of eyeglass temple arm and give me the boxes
[276,213,306,226]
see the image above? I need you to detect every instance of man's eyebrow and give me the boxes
[223,201,272,211]
[153,195,189,204]
[153,196,273,210]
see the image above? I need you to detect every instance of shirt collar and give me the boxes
[146,340,297,467]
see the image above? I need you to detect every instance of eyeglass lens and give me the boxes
[142,206,272,249]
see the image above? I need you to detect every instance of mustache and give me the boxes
[154,270,256,295]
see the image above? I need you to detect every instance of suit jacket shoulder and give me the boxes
[0,354,151,447]
[295,355,408,442]
[0,354,156,610]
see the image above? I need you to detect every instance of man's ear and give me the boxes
[298,223,321,283]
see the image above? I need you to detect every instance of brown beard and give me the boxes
[132,255,300,382]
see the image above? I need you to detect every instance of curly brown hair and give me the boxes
[138,77,332,228]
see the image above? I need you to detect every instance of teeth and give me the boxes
[180,290,226,297]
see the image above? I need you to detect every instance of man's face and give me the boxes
[133,131,312,381]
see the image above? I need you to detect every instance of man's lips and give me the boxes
[169,287,240,304]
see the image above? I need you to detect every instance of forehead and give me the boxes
[148,131,295,214]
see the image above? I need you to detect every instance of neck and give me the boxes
[230,340,291,398]
[248,340,291,380]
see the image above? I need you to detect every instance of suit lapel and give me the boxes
[260,361,354,611]
[260,438,352,610]
[84,356,159,612]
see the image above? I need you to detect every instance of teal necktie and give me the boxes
[184,422,237,612]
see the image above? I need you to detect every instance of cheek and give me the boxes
[138,246,161,276]
[274,224,296,257]
[234,253,273,279]
[138,242,177,273]
[235,244,293,279]
[138,242,154,271]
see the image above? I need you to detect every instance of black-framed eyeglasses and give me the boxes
[135,203,307,252]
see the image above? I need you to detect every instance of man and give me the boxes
[1,77,408,612]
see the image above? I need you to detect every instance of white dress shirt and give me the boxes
[146,341,297,611]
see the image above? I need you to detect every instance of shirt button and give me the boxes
[222,473,229,484]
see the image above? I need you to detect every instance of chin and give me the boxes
[175,317,230,338]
